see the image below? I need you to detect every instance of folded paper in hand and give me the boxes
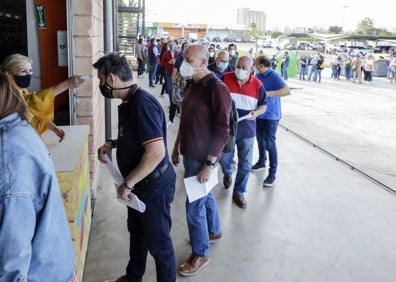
[184,166,219,203]
[237,113,253,122]
[103,154,146,213]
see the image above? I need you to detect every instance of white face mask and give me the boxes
[229,50,236,56]
[235,68,249,80]
[179,61,200,77]
[209,52,215,57]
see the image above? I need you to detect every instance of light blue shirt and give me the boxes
[0,113,74,282]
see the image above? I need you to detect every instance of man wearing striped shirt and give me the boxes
[219,55,267,209]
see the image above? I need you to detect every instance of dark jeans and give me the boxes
[155,66,165,84]
[137,58,144,76]
[126,164,176,282]
[256,119,279,177]
[164,70,178,122]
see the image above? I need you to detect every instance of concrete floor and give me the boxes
[83,68,396,282]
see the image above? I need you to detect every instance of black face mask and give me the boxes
[99,83,114,98]
[13,74,31,88]
[99,82,134,99]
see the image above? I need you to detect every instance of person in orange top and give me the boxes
[1,53,86,142]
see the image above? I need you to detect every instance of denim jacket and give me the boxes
[0,113,74,282]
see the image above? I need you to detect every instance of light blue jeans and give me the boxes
[313,68,322,83]
[183,157,221,257]
[219,137,254,195]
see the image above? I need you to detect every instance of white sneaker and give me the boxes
[167,121,174,128]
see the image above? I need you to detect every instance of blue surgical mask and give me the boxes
[235,68,249,80]
[217,61,229,71]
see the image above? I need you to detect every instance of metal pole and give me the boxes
[103,0,112,142]
[142,0,145,34]
[66,0,75,125]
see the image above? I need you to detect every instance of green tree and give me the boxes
[354,17,392,35]
[328,26,343,34]
[271,31,282,39]
[355,17,375,35]
[245,23,264,53]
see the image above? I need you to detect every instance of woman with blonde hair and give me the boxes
[1,53,86,142]
[0,72,76,281]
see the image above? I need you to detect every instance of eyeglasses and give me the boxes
[220,60,229,63]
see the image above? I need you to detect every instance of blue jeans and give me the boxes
[256,119,279,177]
[183,157,221,257]
[220,137,254,195]
[126,164,176,282]
[313,69,322,82]
[345,66,352,80]
[307,65,316,81]
[149,62,158,86]
[299,66,306,80]
[282,66,288,80]
[331,66,338,78]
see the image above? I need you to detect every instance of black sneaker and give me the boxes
[251,162,266,172]
[263,175,276,187]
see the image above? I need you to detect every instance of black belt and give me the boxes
[145,163,169,182]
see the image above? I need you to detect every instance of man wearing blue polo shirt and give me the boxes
[251,55,291,187]
[220,55,267,209]
[94,52,176,282]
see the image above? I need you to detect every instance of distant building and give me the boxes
[144,22,249,42]
[237,8,266,32]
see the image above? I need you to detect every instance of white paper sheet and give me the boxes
[237,113,253,122]
[184,166,219,203]
[103,154,146,213]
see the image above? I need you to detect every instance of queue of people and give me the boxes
[0,38,292,281]
[92,41,290,281]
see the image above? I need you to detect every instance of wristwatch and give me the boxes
[205,160,216,167]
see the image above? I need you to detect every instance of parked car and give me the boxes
[297,41,310,50]
[197,37,209,45]
[262,41,272,48]
[212,36,221,42]
[309,43,324,52]
[347,45,373,56]
[373,45,396,54]
[283,43,296,50]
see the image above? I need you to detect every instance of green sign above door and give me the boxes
[36,4,46,29]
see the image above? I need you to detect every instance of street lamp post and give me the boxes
[342,5,349,34]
